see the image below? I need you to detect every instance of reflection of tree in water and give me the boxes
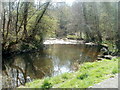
[2,55,34,88]
[28,52,53,78]
[69,45,101,71]
[2,51,53,88]
[47,45,79,75]
[2,57,27,88]
[47,44,101,73]
[78,45,101,63]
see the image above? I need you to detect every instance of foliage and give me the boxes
[67,35,80,40]
[77,73,89,80]
[41,78,52,89]
[40,15,58,38]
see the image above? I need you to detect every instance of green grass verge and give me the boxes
[19,57,119,88]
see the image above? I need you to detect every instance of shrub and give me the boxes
[41,79,52,89]
[77,73,89,80]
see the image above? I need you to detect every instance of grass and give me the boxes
[19,57,119,88]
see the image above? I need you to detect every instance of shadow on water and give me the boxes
[2,44,101,88]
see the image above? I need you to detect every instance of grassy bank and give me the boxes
[19,57,119,88]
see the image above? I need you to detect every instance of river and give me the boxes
[2,43,101,88]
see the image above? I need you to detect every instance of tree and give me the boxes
[1,1,51,53]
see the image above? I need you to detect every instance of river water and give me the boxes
[2,44,101,88]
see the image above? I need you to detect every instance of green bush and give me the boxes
[77,73,89,80]
[41,78,52,89]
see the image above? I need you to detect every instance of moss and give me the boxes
[19,57,119,88]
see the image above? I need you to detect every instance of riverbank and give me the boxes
[3,38,109,58]
[19,57,119,88]
[2,39,94,57]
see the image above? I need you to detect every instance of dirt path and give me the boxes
[89,74,119,88]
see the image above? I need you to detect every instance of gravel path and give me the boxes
[89,74,119,88]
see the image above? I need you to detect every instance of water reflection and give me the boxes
[2,44,101,88]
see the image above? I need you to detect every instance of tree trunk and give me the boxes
[23,2,29,39]
[92,2,102,44]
